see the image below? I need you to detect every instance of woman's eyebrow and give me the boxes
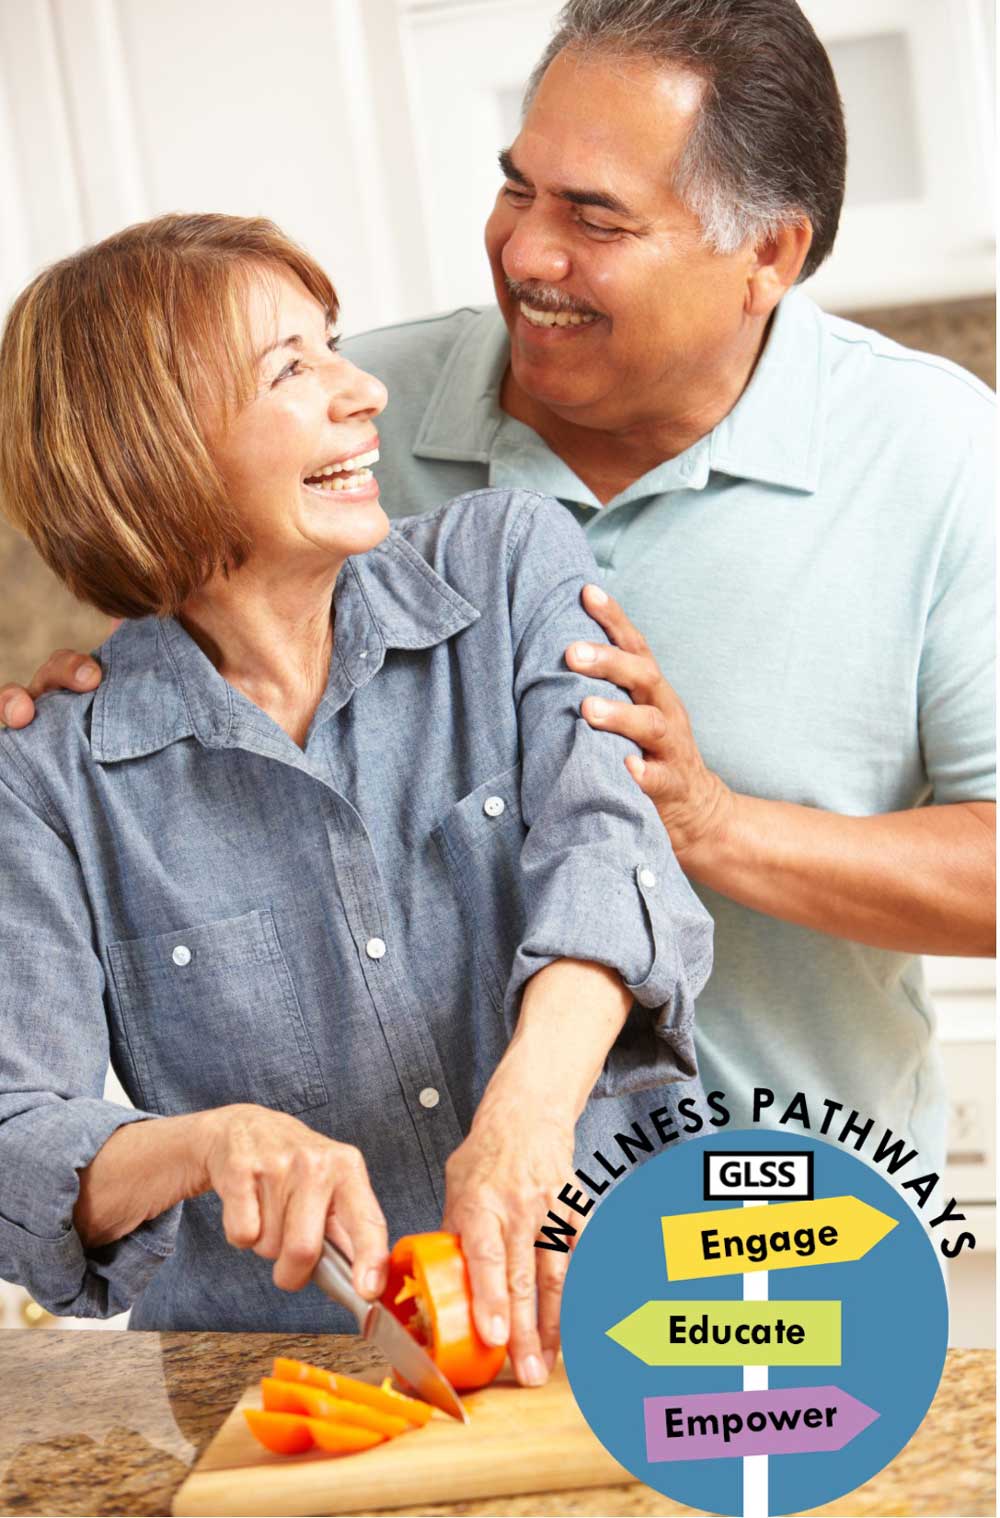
[255,313,338,366]
[255,334,302,365]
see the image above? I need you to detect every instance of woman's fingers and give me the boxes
[218,1157,262,1251]
[505,1227,546,1386]
[455,1206,510,1351]
[328,1146,389,1298]
[536,1247,570,1371]
[264,1148,332,1290]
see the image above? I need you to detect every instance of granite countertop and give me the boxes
[0,1333,992,1517]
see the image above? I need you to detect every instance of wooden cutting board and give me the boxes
[171,1360,632,1516]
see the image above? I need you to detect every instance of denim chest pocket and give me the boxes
[107,908,328,1116]
[431,763,526,1012]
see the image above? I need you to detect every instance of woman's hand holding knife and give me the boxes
[73,1104,389,1301]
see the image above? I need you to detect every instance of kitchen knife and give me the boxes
[312,1239,470,1424]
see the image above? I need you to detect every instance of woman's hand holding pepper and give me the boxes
[442,1084,575,1388]
[443,958,633,1389]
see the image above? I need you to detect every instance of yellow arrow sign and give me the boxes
[662,1196,898,1281]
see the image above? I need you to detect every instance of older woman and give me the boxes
[0,214,711,1387]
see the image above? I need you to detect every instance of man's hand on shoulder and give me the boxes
[565,584,733,871]
[0,649,103,729]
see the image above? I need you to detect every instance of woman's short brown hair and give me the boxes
[0,213,338,617]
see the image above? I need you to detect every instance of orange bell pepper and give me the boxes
[381,1231,506,1391]
[261,1377,407,1437]
[272,1357,434,1426]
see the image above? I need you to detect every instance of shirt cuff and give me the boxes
[0,1099,181,1318]
[502,860,713,1097]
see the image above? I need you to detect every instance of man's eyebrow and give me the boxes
[497,147,639,219]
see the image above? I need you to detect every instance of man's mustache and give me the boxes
[504,279,602,320]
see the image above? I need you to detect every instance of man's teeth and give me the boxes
[519,301,598,328]
[303,448,379,490]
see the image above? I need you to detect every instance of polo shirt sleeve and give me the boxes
[918,417,995,804]
[501,493,714,1097]
[0,753,181,1318]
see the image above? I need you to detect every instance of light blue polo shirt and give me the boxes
[344,288,995,1166]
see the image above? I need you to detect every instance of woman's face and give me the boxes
[209,267,390,569]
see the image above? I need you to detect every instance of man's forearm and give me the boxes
[478,959,634,1126]
[684,797,995,956]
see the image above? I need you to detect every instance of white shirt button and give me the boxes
[483,796,505,818]
[171,945,192,967]
[365,937,387,960]
[638,868,657,889]
[418,1087,440,1109]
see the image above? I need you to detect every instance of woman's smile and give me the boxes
[302,442,380,498]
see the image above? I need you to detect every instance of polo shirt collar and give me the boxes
[412,288,828,502]
[91,530,479,763]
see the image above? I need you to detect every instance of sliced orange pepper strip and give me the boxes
[244,1409,314,1455]
[244,1408,383,1456]
[272,1357,434,1426]
[304,1418,382,1454]
[261,1378,406,1437]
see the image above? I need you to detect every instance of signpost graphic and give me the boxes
[560,1130,949,1517]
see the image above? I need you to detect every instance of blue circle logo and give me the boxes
[560,1129,947,1516]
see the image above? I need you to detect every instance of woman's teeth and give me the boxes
[519,301,598,328]
[303,448,379,491]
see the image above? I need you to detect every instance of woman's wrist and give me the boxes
[74,1109,216,1249]
[489,959,634,1127]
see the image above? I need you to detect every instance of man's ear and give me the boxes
[745,219,814,317]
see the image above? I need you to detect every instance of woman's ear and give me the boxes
[745,220,814,317]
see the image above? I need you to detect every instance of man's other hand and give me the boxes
[0,650,103,728]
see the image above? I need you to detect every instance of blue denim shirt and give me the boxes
[0,489,712,1330]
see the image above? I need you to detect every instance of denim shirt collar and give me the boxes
[412,288,828,506]
[91,529,480,763]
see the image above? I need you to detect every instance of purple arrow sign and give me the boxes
[644,1386,878,1462]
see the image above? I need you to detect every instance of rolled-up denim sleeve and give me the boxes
[501,493,714,1096]
[0,757,180,1317]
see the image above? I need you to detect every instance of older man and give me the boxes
[4,2,994,1161]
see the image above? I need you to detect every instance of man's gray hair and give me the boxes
[525,0,846,280]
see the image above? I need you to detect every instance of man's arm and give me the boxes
[568,585,996,957]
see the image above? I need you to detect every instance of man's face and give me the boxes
[484,48,759,431]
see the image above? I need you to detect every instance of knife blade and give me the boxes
[312,1240,469,1424]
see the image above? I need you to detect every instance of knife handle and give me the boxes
[312,1240,374,1331]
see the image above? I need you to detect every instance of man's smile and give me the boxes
[518,300,600,330]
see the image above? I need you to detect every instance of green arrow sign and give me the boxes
[607,1299,842,1366]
